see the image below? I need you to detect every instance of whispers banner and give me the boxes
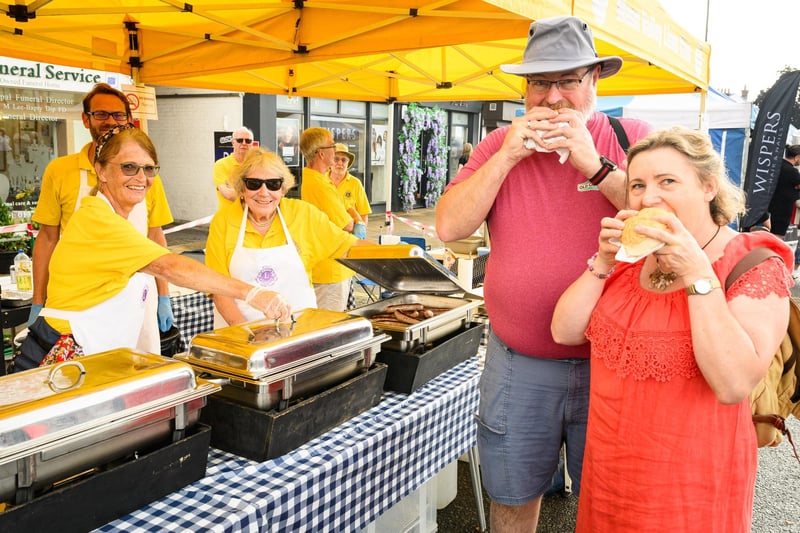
[741,70,800,229]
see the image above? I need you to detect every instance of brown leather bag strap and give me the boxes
[724,247,780,291]
[752,414,800,463]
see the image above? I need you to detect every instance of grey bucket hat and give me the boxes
[501,16,623,79]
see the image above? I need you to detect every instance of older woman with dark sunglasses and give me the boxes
[16,126,290,371]
[205,147,366,327]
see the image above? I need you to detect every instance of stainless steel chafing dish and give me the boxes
[0,350,219,504]
[178,308,389,410]
[338,244,483,352]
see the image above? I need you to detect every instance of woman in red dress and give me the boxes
[551,127,793,532]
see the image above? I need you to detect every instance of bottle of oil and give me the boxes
[13,249,32,296]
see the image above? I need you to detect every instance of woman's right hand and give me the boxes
[596,210,634,269]
[246,287,292,322]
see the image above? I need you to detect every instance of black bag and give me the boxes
[159,325,182,357]
[15,317,62,372]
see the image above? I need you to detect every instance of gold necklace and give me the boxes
[248,213,273,228]
[648,225,721,291]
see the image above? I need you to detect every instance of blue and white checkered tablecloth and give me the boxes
[170,292,215,351]
[95,357,481,533]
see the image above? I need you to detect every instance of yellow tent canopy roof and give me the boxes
[0,0,709,101]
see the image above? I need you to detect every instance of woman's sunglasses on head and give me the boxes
[243,178,283,191]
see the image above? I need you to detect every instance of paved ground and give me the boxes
[165,209,800,533]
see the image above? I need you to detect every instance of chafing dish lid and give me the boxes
[181,308,375,379]
[0,350,218,461]
[337,244,464,294]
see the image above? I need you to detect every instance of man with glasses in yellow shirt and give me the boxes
[30,82,174,355]
[299,127,358,311]
[213,126,254,207]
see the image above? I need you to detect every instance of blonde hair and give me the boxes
[299,127,331,161]
[626,127,745,225]
[232,147,296,195]
[95,127,158,167]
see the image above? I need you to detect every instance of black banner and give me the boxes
[741,70,800,229]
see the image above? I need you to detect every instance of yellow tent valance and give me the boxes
[0,0,709,101]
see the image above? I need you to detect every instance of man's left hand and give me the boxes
[157,295,175,332]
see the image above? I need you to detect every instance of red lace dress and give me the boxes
[577,233,793,532]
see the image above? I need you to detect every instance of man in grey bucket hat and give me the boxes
[501,16,622,78]
[436,16,651,532]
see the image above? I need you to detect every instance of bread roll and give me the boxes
[621,207,669,257]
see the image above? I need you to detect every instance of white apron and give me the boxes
[42,192,152,356]
[75,168,160,354]
[213,205,317,328]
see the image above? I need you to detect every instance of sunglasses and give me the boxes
[119,162,159,177]
[234,138,253,144]
[243,177,283,191]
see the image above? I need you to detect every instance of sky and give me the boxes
[661,0,799,99]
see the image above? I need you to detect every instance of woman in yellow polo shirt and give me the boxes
[205,147,362,327]
[16,126,290,371]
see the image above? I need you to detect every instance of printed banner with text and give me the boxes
[741,70,800,229]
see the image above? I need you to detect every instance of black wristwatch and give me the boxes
[588,156,618,186]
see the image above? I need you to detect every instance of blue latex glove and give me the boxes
[27,303,43,327]
[157,295,175,332]
[353,222,367,240]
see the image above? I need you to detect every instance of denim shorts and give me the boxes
[475,329,590,505]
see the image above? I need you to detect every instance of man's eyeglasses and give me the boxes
[234,138,253,144]
[243,178,284,191]
[119,162,160,178]
[525,69,592,94]
[87,110,128,121]
[316,144,336,152]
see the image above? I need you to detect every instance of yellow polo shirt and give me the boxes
[335,172,372,218]
[212,154,240,207]
[301,167,355,284]
[45,196,170,333]
[205,197,356,284]
[33,142,173,230]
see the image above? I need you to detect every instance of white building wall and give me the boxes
[146,89,243,222]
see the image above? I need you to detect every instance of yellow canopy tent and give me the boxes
[0,0,709,101]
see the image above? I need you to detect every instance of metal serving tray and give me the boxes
[348,294,480,352]
[338,244,467,294]
[179,308,389,410]
[337,244,483,352]
[0,350,219,503]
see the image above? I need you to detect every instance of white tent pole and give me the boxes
[385,102,395,213]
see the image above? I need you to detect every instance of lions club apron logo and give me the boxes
[256,266,278,286]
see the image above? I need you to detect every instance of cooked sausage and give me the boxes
[385,303,424,312]
[370,319,410,328]
[394,310,421,324]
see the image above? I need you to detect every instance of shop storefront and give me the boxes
[239,94,481,214]
[0,56,133,213]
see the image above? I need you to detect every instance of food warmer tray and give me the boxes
[0,350,219,504]
[338,244,483,352]
[178,308,389,410]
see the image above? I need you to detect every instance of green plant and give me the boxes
[0,200,32,254]
[397,103,448,212]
